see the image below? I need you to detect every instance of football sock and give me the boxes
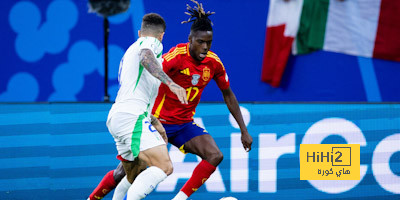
[89,170,117,200]
[178,160,216,199]
[112,176,131,200]
[171,191,188,200]
[126,166,167,200]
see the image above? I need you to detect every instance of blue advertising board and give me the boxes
[0,103,399,199]
[1,0,400,102]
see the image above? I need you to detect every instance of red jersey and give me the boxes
[152,43,230,124]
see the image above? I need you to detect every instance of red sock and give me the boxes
[181,160,216,197]
[89,170,117,200]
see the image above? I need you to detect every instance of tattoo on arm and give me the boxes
[139,49,172,85]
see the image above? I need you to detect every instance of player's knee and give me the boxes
[160,161,173,175]
[165,161,174,175]
[113,166,126,183]
[126,173,135,183]
[215,151,224,163]
[208,151,224,165]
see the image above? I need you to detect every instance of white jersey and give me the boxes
[108,36,163,120]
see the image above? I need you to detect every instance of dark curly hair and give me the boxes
[181,0,215,32]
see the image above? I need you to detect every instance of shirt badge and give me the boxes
[192,74,200,85]
[202,67,210,81]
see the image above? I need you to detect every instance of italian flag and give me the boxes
[295,0,400,60]
[262,0,400,87]
[261,0,304,87]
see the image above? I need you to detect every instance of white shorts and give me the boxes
[107,112,165,161]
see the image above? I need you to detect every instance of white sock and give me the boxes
[172,191,188,200]
[112,176,132,200]
[127,166,167,200]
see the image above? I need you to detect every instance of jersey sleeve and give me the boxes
[139,37,162,57]
[213,58,230,90]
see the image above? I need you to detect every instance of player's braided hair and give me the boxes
[181,0,215,32]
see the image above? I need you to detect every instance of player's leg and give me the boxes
[107,112,164,200]
[169,123,222,200]
[175,134,222,200]
[183,134,223,166]
[88,169,116,200]
[124,144,173,199]
[114,162,126,183]
[88,163,125,200]
[116,113,172,200]
[112,160,145,200]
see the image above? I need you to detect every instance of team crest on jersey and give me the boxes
[202,67,210,81]
[192,74,200,85]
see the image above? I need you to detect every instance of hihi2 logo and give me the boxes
[300,144,360,180]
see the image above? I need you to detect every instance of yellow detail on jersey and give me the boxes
[206,52,225,71]
[207,51,218,57]
[164,47,187,62]
[186,87,199,102]
[180,68,190,75]
[186,43,190,56]
[153,94,166,118]
[164,48,185,59]
[179,144,188,154]
[164,47,186,59]
[164,50,186,62]
[201,178,208,184]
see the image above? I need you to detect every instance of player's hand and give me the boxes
[168,82,188,104]
[161,134,168,144]
[241,130,253,152]
[151,117,168,144]
[154,123,168,144]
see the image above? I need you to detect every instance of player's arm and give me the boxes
[139,49,188,104]
[150,114,168,144]
[221,87,253,152]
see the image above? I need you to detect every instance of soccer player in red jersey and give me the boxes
[88,1,252,199]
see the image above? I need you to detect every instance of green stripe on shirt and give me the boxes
[131,112,147,158]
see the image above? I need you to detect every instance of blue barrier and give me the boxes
[0,103,399,199]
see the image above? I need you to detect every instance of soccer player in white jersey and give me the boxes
[106,13,187,200]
